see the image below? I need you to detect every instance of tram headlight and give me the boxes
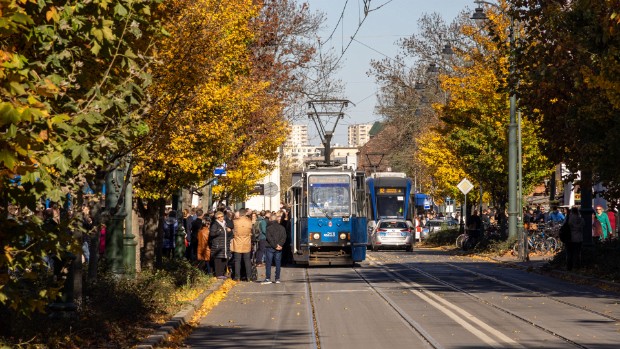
[339,233,347,240]
[312,233,321,240]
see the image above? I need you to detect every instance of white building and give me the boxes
[244,155,282,212]
[284,124,309,147]
[348,123,373,147]
[282,145,321,168]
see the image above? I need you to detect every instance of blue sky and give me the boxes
[303,0,475,145]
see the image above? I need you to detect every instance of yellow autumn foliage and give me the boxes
[415,129,466,202]
[134,0,288,199]
[415,1,550,205]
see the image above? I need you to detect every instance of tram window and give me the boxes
[377,195,405,217]
[308,179,351,217]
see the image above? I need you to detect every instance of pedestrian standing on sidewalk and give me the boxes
[566,207,584,271]
[197,218,211,275]
[606,207,617,239]
[210,211,232,279]
[188,209,204,261]
[162,211,178,259]
[594,205,612,241]
[231,208,252,281]
[255,211,268,267]
[261,213,286,284]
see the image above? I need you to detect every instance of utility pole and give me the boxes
[307,100,354,165]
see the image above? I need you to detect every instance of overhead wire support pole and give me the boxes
[307,99,355,166]
[472,0,524,260]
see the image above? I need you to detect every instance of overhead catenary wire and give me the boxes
[323,0,349,45]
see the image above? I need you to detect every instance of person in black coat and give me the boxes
[280,208,293,266]
[209,211,232,278]
[261,214,287,284]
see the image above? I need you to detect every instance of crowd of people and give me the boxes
[167,205,293,284]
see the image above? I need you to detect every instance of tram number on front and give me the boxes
[342,217,349,222]
[324,232,336,237]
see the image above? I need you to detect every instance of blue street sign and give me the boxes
[214,163,227,176]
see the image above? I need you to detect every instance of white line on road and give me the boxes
[372,260,524,349]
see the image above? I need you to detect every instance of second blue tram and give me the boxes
[287,163,367,266]
[366,172,414,223]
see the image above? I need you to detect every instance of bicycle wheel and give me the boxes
[546,237,558,252]
[456,234,466,249]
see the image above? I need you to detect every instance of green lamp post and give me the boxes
[105,161,127,275]
[122,169,137,275]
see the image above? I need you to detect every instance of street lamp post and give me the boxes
[471,0,525,260]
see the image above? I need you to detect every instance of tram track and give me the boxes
[304,268,321,349]
[442,261,620,322]
[370,251,609,349]
[351,266,445,349]
[303,264,443,348]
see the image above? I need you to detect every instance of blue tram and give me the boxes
[366,172,414,223]
[287,162,367,265]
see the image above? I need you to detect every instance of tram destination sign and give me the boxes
[378,187,404,195]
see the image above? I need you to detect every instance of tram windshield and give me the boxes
[377,194,405,218]
[308,175,351,217]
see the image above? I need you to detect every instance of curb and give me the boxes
[135,278,225,349]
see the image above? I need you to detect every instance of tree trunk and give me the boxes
[87,200,103,282]
[580,168,594,245]
[139,198,163,270]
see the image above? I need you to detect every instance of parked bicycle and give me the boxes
[456,225,503,251]
[512,223,560,256]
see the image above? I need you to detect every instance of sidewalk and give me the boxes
[490,253,620,294]
[136,278,226,349]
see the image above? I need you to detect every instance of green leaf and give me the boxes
[53,154,70,174]
[91,28,103,42]
[7,124,17,138]
[47,188,64,202]
[11,12,34,26]
[50,114,70,125]
[102,26,115,41]
[114,3,128,16]
[0,148,18,170]
[9,82,27,96]
[124,48,138,59]
[0,103,21,126]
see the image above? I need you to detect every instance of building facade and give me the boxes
[284,124,309,148]
[347,123,373,147]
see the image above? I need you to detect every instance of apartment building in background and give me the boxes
[284,124,309,147]
[347,123,373,147]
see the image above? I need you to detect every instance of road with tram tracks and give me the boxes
[182,248,620,349]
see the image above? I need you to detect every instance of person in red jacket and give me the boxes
[607,208,617,239]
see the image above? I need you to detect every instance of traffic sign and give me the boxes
[263,182,279,197]
[214,164,227,176]
[457,178,474,195]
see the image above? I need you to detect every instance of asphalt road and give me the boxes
[182,248,620,349]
